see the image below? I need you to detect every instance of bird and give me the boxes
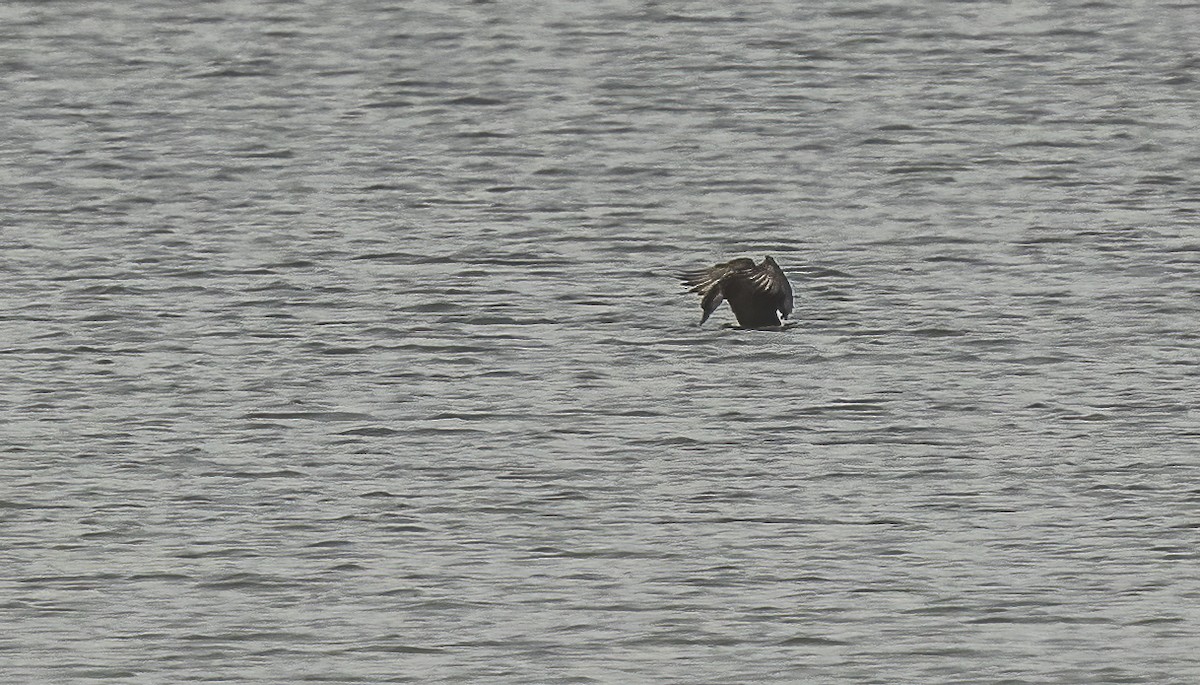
[678,256,794,327]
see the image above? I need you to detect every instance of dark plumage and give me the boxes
[678,256,794,327]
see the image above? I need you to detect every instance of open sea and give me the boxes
[4,1,1200,682]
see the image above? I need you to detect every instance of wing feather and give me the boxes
[677,261,743,293]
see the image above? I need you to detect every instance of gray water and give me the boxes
[4,1,1200,683]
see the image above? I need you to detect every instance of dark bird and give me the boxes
[678,256,794,327]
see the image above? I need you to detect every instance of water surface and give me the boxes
[4,1,1200,682]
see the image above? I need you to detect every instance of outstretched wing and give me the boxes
[678,262,732,294]
[677,259,755,325]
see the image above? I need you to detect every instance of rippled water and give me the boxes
[4,1,1200,682]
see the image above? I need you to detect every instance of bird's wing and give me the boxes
[678,261,748,326]
[730,259,793,318]
[677,262,739,295]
